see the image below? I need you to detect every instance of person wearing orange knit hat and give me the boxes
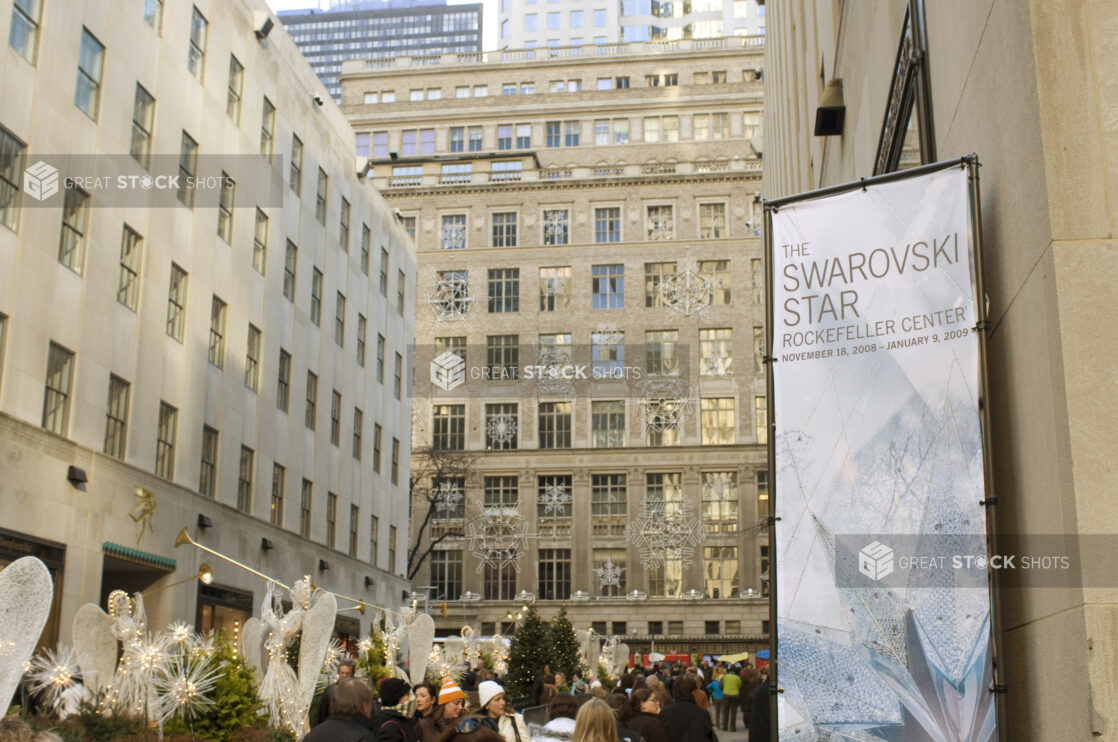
[418,678,469,742]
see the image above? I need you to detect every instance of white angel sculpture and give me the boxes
[73,590,164,715]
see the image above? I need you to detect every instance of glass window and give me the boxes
[546,121,561,148]
[538,549,571,600]
[484,475,519,509]
[593,547,626,596]
[539,266,571,311]
[305,371,318,430]
[704,546,739,599]
[117,225,143,311]
[0,127,25,231]
[277,349,291,412]
[564,120,580,147]
[592,329,625,379]
[360,224,370,275]
[369,514,379,565]
[245,324,261,390]
[253,208,268,275]
[485,403,518,449]
[75,28,104,119]
[431,551,463,601]
[594,207,621,243]
[199,426,219,497]
[485,563,516,601]
[373,131,388,158]
[591,264,624,309]
[103,375,130,459]
[755,396,767,444]
[440,163,472,185]
[646,204,674,240]
[260,97,275,160]
[237,446,253,512]
[644,262,676,308]
[432,404,465,450]
[58,188,89,273]
[217,172,235,243]
[310,268,323,326]
[187,6,207,81]
[591,474,626,516]
[542,209,569,245]
[701,397,735,445]
[166,263,188,341]
[208,296,227,368]
[486,335,519,381]
[9,0,43,62]
[373,424,382,473]
[330,390,342,445]
[41,342,75,436]
[525,13,537,30]
[178,131,198,207]
[487,268,519,313]
[326,493,337,547]
[155,402,177,479]
[591,401,625,448]
[593,8,606,25]
[449,126,465,153]
[227,55,244,122]
[492,212,517,247]
[645,329,680,376]
[334,292,346,346]
[538,402,571,449]
[376,334,385,383]
[289,135,303,195]
[699,259,731,304]
[538,474,572,519]
[299,480,313,537]
[283,240,297,300]
[700,328,733,377]
[702,472,739,533]
[315,167,328,223]
[131,85,155,170]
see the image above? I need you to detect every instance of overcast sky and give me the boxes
[265,0,500,52]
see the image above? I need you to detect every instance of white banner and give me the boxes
[770,165,997,741]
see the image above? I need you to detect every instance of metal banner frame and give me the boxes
[762,156,1004,741]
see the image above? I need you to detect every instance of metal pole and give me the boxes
[762,198,779,741]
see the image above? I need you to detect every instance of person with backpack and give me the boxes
[373,678,419,742]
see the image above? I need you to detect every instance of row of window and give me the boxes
[430,397,767,449]
[360,112,761,158]
[429,470,766,528]
[431,544,746,601]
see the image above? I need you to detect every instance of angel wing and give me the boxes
[296,589,337,716]
[72,603,118,694]
[240,617,266,679]
[406,612,435,685]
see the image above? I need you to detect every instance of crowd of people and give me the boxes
[307,660,770,742]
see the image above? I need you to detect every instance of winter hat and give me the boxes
[438,676,467,705]
[478,680,505,710]
[379,677,412,707]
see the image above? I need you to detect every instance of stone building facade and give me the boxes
[341,37,769,656]
[0,0,414,649]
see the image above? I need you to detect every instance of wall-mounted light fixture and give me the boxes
[260,538,275,551]
[318,558,330,571]
[66,466,87,485]
[364,576,375,588]
[197,514,214,529]
[815,79,846,136]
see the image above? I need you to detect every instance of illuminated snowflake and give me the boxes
[434,480,464,513]
[660,259,714,318]
[593,560,625,589]
[625,496,704,570]
[543,210,569,244]
[466,507,536,572]
[426,271,474,322]
[635,376,692,435]
[539,481,571,516]
[486,413,518,446]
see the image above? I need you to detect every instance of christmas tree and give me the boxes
[506,603,548,696]
[547,605,583,680]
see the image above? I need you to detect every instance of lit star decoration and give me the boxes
[153,655,219,726]
[660,258,714,318]
[27,645,83,713]
[168,621,193,644]
[625,495,704,570]
[593,560,625,590]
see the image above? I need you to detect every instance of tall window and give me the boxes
[591,401,625,448]
[449,127,465,153]
[339,198,350,249]
[537,474,572,519]
[391,438,399,484]
[484,475,518,510]
[75,29,105,119]
[646,205,674,240]
[166,264,188,341]
[253,208,268,275]
[330,390,341,445]
[208,296,227,368]
[349,505,360,557]
[155,402,177,479]
[752,258,763,305]
[538,549,571,600]
[217,173,235,243]
[379,249,389,295]
[326,493,338,547]
[538,402,572,449]
[360,224,370,274]
[300,479,313,537]
[103,375,130,459]
[9,0,42,62]
[591,265,624,309]
[564,121,580,147]
[226,55,243,122]
[334,292,346,346]
[486,335,519,381]
[245,325,261,390]
[270,464,285,526]
[290,135,303,194]
[178,131,198,207]
[315,168,328,223]
[143,0,164,31]
[492,212,517,247]
[539,267,570,311]
[277,349,291,412]
[593,548,627,596]
[755,396,768,444]
[441,214,467,250]
[485,562,516,600]
[356,315,367,367]
[397,270,406,314]
[592,330,625,379]
[187,6,207,81]
[546,121,561,148]
[700,260,731,304]
[468,126,483,151]
[0,127,26,231]
[237,446,253,512]
[58,188,89,273]
[310,268,323,326]
[388,525,397,572]
[394,353,402,399]
[117,225,142,310]
[646,330,680,375]
[701,397,736,445]
[352,408,363,460]
[757,469,769,519]
[700,328,733,377]
[542,209,569,245]
[373,424,382,473]
[699,203,726,238]
[369,515,379,566]
[497,124,512,150]
[260,97,275,160]
[487,269,519,313]
[433,404,466,450]
[199,426,218,497]
[594,207,621,243]
[591,474,626,516]
[704,545,739,598]
[305,372,318,430]
[131,85,155,170]
[702,472,739,533]
[485,403,518,449]
[644,262,676,308]
[754,326,764,373]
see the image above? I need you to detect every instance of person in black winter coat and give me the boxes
[373,678,419,742]
[304,678,377,742]
[657,676,715,742]
[626,689,669,742]
[747,678,769,742]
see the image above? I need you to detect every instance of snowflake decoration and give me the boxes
[426,271,474,323]
[634,376,692,435]
[703,472,738,501]
[625,496,704,570]
[542,276,569,298]
[647,210,674,241]
[543,210,569,244]
[593,560,625,589]
[535,344,575,397]
[434,480,464,513]
[466,506,536,572]
[441,222,466,250]
[660,259,714,318]
[152,655,219,726]
[593,323,624,348]
[539,481,571,516]
[486,413,518,446]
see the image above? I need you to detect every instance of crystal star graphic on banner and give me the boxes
[433,481,464,513]
[486,413,518,446]
[660,259,714,318]
[593,560,625,589]
[426,271,474,323]
[702,472,738,502]
[538,482,571,516]
[625,496,704,570]
[465,506,537,572]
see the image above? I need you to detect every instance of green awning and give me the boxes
[102,542,176,571]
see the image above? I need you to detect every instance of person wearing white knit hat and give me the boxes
[477,681,529,742]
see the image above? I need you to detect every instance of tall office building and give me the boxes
[498,0,766,51]
[280,0,482,103]
[0,0,414,649]
[340,36,769,656]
